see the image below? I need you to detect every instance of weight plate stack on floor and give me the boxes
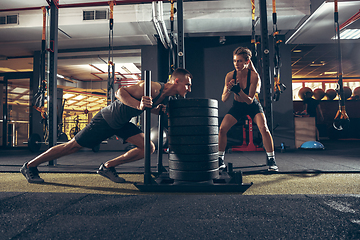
[168,98,219,182]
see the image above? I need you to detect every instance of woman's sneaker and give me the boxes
[20,162,44,183]
[267,157,279,172]
[97,163,126,183]
[219,158,226,170]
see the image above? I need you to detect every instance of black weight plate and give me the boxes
[169,144,218,154]
[169,169,219,181]
[169,159,218,171]
[169,126,218,136]
[169,98,218,109]
[168,117,218,126]
[28,133,42,153]
[168,135,218,145]
[169,153,218,162]
[169,108,218,117]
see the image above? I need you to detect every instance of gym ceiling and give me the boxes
[1,0,360,111]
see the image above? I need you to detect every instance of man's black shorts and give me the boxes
[75,111,142,148]
[227,99,264,121]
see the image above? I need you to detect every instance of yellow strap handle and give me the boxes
[335,0,338,13]
[272,0,276,13]
[42,7,46,41]
[109,1,114,20]
[170,0,174,21]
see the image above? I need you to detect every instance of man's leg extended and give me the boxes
[27,138,83,167]
[20,139,83,183]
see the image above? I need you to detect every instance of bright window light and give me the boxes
[332,29,360,39]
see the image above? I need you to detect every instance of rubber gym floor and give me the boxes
[1,139,360,239]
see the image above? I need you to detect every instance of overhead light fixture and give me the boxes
[310,61,326,67]
[121,66,131,74]
[293,49,302,53]
[320,72,337,75]
[11,87,28,94]
[17,69,33,72]
[73,95,86,100]
[332,29,360,39]
[63,93,75,99]
[0,67,15,72]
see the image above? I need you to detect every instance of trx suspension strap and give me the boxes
[107,0,115,105]
[250,0,261,101]
[272,0,286,102]
[251,0,262,84]
[32,6,48,120]
[169,0,177,76]
[250,0,258,64]
[333,0,350,130]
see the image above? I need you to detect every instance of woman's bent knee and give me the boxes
[219,125,230,136]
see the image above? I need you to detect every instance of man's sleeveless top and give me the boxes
[101,82,165,129]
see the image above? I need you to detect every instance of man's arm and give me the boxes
[115,81,152,110]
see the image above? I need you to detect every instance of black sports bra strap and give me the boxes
[243,69,251,95]
[232,69,251,95]
[247,69,251,85]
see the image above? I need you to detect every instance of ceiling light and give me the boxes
[332,29,360,39]
[73,95,86,100]
[66,100,76,104]
[121,66,131,74]
[0,67,15,72]
[293,49,302,53]
[63,93,75,99]
[88,103,98,107]
[11,87,28,93]
[20,95,29,100]
[321,72,337,75]
[310,62,326,67]
[87,97,99,102]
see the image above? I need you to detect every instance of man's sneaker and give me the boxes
[267,157,279,172]
[97,163,126,183]
[20,162,44,183]
[219,158,226,170]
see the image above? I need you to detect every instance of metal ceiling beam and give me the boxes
[0,0,211,12]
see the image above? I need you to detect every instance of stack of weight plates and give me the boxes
[168,98,219,182]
